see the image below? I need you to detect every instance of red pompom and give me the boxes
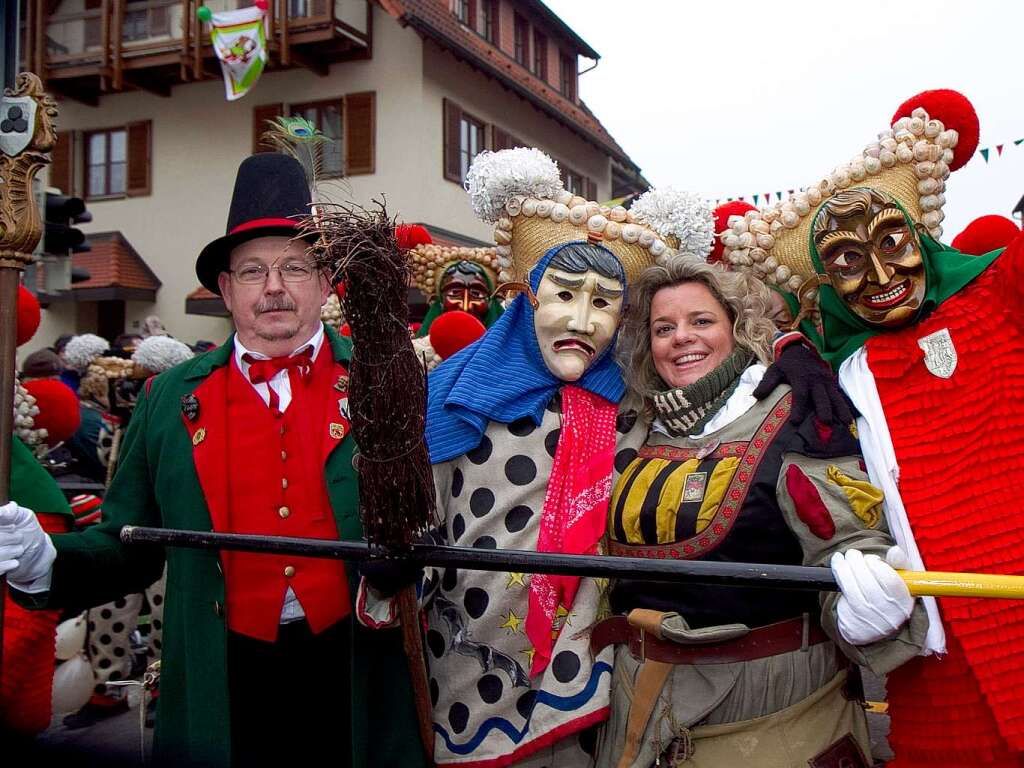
[22,380,81,445]
[951,215,1021,256]
[709,201,757,264]
[16,286,41,347]
[254,0,268,9]
[339,323,351,337]
[429,311,485,360]
[334,281,346,300]
[395,224,432,251]
[891,89,979,172]
[408,322,422,335]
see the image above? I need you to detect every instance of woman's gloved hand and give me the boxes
[831,547,914,646]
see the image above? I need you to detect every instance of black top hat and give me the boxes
[196,153,314,295]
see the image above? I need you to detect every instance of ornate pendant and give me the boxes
[917,328,957,379]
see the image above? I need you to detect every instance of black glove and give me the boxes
[753,339,853,428]
[358,555,423,598]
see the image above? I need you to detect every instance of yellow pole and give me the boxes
[900,570,1024,600]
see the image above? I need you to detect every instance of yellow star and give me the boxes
[500,608,524,634]
[521,647,536,667]
[506,572,528,588]
[551,605,570,639]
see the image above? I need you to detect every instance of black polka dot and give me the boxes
[94,684,105,694]
[616,411,638,434]
[505,455,537,486]
[614,448,638,474]
[99,634,112,645]
[451,468,464,498]
[152,595,163,606]
[153,620,162,631]
[505,506,533,533]
[544,429,561,458]
[113,599,127,609]
[467,435,492,465]
[470,488,495,518]
[427,629,446,659]
[464,587,489,619]
[109,672,122,682]
[100,609,113,620]
[89,644,98,656]
[508,417,536,437]
[98,659,112,669]
[552,651,581,683]
[112,622,125,633]
[546,393,562,413]
[472,536,497,549]
[114,647,125,657]
[430,678,439,706]
[516,689,537,719]
[442,568,458,592]
[579,725,598,755]
[452,514,466,542]
[153,640,162,650]
[477,674,503,704]
[449,702,469,734]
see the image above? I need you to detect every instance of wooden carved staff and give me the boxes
[308,204,436,764]
[0,72,58,676]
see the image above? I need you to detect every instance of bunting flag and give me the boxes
[997,145,1004,156]
[205,5,268,101]
[981,148,990,163]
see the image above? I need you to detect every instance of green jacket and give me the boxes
[21,326,424,767]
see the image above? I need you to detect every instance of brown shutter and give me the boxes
[50,130,74,194]
[443,99,463,183]
[252,102,283,153]
[585,177,597,202]
[489,0,499,43]
[126,120,151,197]
[343,91,375,176]
[467,0,477,30]
[491,126,512,151]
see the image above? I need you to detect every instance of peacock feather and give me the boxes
[259,115,334,199]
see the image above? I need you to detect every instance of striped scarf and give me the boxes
[651,348,752,437]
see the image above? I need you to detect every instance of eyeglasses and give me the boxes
[229,261,316,284]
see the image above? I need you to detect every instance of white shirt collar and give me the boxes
[233,323,325,372]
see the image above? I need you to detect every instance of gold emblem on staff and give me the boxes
[192,427,207,446]
[329,422,346,439]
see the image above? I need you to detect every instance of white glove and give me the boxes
[0,501,56,593]
[831,547,914,646]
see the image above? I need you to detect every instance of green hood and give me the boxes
[811,208,1000,370]
[416,267,504,336]
[773,285,824,350]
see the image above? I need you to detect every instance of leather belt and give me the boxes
[590,614,829,665]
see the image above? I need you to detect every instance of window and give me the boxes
[563,169,583,196]
[459,113,486,184]
[513,13,529,66]
[480,0,498,43]
[560,53,576,100]
[532,30,547,80]
[289,99,344,178]
[85,129,127,198]
[452,0,472,26]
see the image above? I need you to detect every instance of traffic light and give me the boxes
[44,192,92,256]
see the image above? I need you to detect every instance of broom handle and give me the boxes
[397,585,435,766]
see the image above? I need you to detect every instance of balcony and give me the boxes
[20,0,372,105]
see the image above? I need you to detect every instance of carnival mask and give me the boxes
[439,261,491,319]
[814,189,925,328]
[533,267,624,382]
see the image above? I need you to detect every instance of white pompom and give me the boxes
[629,187,715,259]
[55,613,87,661]
[465,148,564,222]
[62,334,109,373]
[52,653,95,714]
[132,336,194,374]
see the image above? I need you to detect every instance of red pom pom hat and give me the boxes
[951,215,1020,256]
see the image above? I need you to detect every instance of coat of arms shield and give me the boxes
[917,328,957,379]
[0,97,37,157]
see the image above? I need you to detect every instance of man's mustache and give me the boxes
[256,298,296,313]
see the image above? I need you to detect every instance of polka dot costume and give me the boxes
[423,393,644,767]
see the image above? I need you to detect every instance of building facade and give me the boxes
[18,0,647,356]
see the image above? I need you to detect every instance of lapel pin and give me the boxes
[334,375,349,393]
[192,427,207,446]
[329,422,346,440]
[181,394,200,422]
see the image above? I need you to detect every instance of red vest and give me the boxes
[220,347,351,642]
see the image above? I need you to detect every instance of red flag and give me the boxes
[997,144,1004,156]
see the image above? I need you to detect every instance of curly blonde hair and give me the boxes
[617,254,776,412]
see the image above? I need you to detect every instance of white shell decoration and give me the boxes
[496,244,512,258]
[569,196,587,208]
[937,130,957,149]
[496,217,513,231]
[920,194,940,212]
[896,145,914,163]
[941,149,955,166]
[723,233,740,249]
[918,178,940,195]
[569,205,588,225]
[864,157,882,174]
[756,233,775,250]
[787,275,803,291]
[550,203,569,223]
[922,210,943,228]
[494,229,512,245]
[908,117,925,136]
[620,224,640,243]
[555,190,574,205]
[650,239,667,257]
[892,117,911,132]
[521,198,539,217]
[585,202,601,218]
[605,221,621,239]
[609,206,628,222]
[749,219,770,235]
[737,232,754,248]
[639,230,655,247]
[536,200,553,217]
[924,120,942,139]
[587,214,608,232]
[880,150,897,168]
[781,210,799,228]
[914,161,935,180]
[505,197,523,217]
[880,137,898,153]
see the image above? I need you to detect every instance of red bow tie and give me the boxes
[242,348,313,413]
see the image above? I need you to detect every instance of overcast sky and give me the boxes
[544,0,1024,239]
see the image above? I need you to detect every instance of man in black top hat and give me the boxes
[0,154,425,767]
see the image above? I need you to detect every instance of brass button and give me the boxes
[281,478,288,489]
[281,450,287,460]
[213,600,225,617]
[278,506,290,519]
[284,565,296,578]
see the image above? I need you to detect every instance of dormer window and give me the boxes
[514,13,529,66]
[560,53,576,101]
[532,31,547,80]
